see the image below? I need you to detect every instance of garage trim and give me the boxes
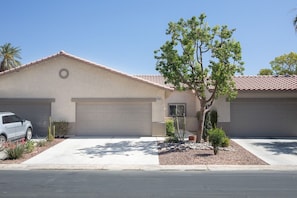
[0,98,55,104]
[72,98,157,103]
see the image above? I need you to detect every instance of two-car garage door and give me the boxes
[0,99,53,137]
[75,102,152,136]
[230,98,297,137]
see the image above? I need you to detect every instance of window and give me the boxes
[168,103,186,117]
[2,115,22,124]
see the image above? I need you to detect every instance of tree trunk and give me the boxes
[197,105,206,143]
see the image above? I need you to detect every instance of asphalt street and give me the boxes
[1,170,297,198]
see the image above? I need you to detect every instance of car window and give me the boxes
[2,116,10,124]
[2,115,22,124]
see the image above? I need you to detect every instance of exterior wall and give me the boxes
[212,96,230,122]
[0,55,170,136]
[165,90,198,131]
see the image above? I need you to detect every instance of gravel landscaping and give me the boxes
[158,140,268,165]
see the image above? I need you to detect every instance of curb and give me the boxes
[1,164,297,171]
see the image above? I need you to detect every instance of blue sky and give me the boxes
[1,0,296,75]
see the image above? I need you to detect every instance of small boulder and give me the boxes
[0,150,8,160]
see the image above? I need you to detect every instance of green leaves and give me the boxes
[0,43,22,72]
[269,52,297,75]
[155,13,244,101]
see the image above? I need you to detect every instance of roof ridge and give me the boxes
[0,51,173,91]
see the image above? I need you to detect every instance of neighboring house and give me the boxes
[137,75,297,137]
[0,51,296,138]
[0,51,173,137]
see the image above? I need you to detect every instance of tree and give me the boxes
[258,68,273,75]
[270,52,297,75]
[0,43,22,72]
[154,14,244,142]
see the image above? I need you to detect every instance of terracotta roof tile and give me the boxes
[234,75,297,91]
[136,75,297,91]
[135,75,169,87]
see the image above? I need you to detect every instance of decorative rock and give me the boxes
[0,150,8,160]
[158,141,233,152]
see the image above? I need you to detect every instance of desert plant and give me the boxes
[165,136,179,143]
[208,128,227,155]
[5,139,25,160]
[53,121,69,138]
[47,117,55,142]
[198,109,218,142]
[24,140,35,153]
[209,109,218,128]
[166,119,175,137]
[36,140,47,147]
[174,116,186,142]
[221,136,230,147]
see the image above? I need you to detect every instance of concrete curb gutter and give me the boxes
[1,164,297,171]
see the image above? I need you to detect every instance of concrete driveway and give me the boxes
[233,138,297,165]
[23,137,161,165]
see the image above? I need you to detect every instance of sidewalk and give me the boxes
[1,163,297,171]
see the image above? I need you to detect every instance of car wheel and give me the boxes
[26,128,33,141]
[0,135,6,150]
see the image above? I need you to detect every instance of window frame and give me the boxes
[168,103,186,117]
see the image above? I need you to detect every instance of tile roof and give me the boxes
[234,75,297,91]
[136,75,297,91]
[0,51,173,91]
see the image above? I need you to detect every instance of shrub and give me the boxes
[221,136,230,147]
[5,139,26,160]
[165,136,179,143]
[209,109,218,128]
[198,109,218,142]
[208,128,227,155]
[24,140,35,153]
[36,140,47,147]
[166,119,175,137]
[53,121,69,137]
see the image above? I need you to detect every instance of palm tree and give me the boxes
[0,43,22,72]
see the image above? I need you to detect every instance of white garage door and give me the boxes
[76,102,152,136]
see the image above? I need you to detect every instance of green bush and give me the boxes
[53,121,69,137]
[24,140,35,153]
[208,128,227,155]
[221,136,230,147]
[5,141,25,160]
[165,136,179,143]
[166,119,175,137]
[209,109,218,128]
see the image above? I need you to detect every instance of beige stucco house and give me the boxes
[138,75,297,137]
[0,51,173,137]
[0,51,296,138]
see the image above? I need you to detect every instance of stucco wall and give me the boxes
[165,90,199,131]
[0,55,169,135]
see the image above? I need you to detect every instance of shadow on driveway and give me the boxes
[77,140,158,158]
[253,141,297,156]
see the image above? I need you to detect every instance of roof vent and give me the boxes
[284,73,291,77]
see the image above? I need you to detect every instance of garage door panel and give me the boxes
[230,99,297,137]
[0,103,51,137]
[76,102,152,136]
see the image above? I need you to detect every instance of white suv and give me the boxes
[0,112,33,147]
